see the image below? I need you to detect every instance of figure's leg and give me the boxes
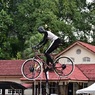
[44,52,53,65]
[44,38,61,65]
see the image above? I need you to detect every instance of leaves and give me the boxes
[0,0,95,59]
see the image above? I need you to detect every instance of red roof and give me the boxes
[20,65,88,81]
[0,60,24,76]
[57,41,95,57]
[22,83,32,88]
[67,65,88,81]
[0,60,95,81]
[78,41,95,53]
[76,64,95,80]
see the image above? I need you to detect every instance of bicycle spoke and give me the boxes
[21,58,41,80]
[54,57,74,77]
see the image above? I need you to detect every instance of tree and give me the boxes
[0,0,24,59]
[0,0,95,59]
[0,9,13,59]
[18,0,95,58]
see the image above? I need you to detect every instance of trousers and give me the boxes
[44,38,61,65]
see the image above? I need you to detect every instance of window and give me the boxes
[49,82,58,94]
[71,57,75,62]
[42,82,58,94]
[67,57,74,62]
[83,83,88,88]
[8,89,22,94]
[76,49,81,54]
[83,57,90,62]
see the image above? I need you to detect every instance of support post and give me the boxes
[43,64,49,95]
[2,89,5,95]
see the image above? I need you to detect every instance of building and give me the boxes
[57,41,95,64]
[0,41,95,95]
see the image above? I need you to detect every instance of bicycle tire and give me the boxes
[21,58,42,80]
[54,56,74,77]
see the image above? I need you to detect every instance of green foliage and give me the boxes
[0,9,13,59]
[23,33,42,58]
[0,0,95,59]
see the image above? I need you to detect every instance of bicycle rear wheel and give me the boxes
[54,56,74,77]
[21,58,42,80]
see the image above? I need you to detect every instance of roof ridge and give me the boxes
[76,64,89,80]
[77,41,95,53]
[56,41,95,57]
[78,41,95,47]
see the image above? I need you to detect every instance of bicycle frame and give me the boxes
[21,48,74,81]
[32,48,54,69]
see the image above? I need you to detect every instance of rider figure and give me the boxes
[35,26,61,71]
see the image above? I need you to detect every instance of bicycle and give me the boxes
[21,48,74,80]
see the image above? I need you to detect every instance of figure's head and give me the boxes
[38,26,46,33]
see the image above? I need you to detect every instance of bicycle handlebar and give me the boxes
[32,46,44,56]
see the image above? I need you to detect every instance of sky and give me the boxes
[86,0,94,3]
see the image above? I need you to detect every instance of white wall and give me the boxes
[61,45,95,64]
[24,89,32,95]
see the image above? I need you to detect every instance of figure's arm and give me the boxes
[36,32,48,48]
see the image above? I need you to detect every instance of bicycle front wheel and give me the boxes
[21,58,42,80]
[54,56,74,77]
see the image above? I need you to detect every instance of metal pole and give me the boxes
[40,76,42,95]
[43,64,49,95]
[34,80,36,95]
[46,78,49,95]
